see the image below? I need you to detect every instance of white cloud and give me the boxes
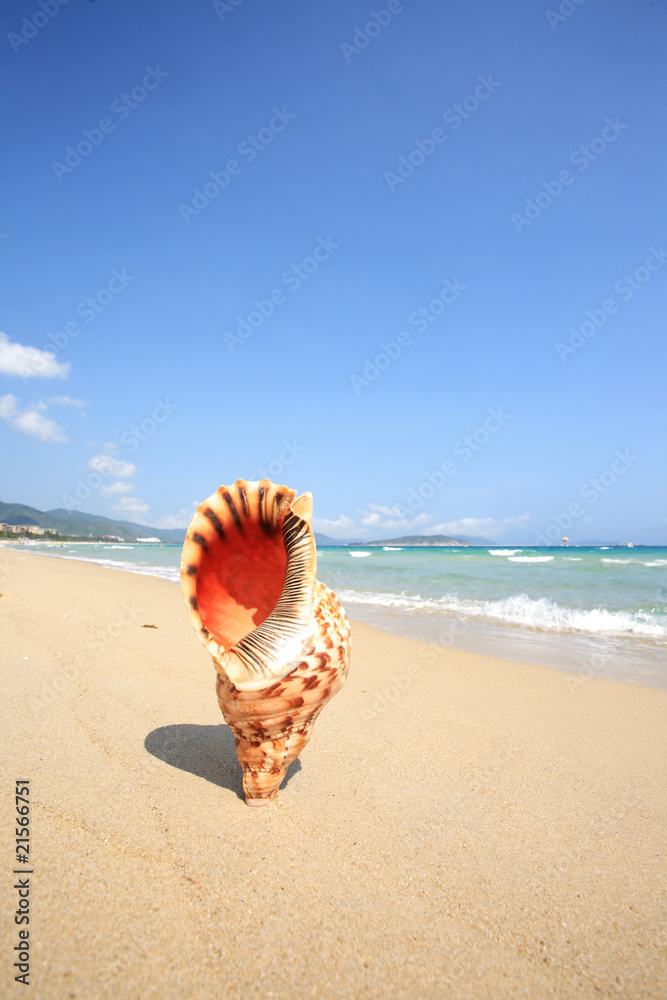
[100,481,135,496]
[0,394,18,419]
[427,514,531,539]
[0,394,66,443]
[0,332,69,379]
[12,409,67,443]
[313,507,430,540]
[311,514,356,539]
[313,505,531,541]
[88,453,136,478]
[111,496,149,516]
[361,504,430,532]
[152,509,194,529]
[48,395,87,409]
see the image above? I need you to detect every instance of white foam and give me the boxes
[337,589,666,639]
[480,595,665,637]
[488,549,521,556]
[508,555,554,563]
[349,551,372,558]
[383,546,403,551]
[564,557,582,561]
[642,560,667,567]
[14,548,181,584]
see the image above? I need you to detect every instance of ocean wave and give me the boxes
[15,548,181,584]
[488,549,521,556]
[349,551,372,558]
[383,546,403,551]
[564,557,582,561]
[72,556,181,582]
[601,557,667,568]
[337,589,666,639]
[508,555,554,563]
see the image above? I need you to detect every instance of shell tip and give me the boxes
[292,492,313,523]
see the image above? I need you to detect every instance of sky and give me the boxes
[1,0,665,544]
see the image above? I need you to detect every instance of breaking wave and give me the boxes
[337,589,666,639]
[508,555,554,563]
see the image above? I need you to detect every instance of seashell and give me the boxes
[180,479,351,806]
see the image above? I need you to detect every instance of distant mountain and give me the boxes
[0,501,185,544]
[348,533,496,547]
[0,503,504,548]
[313,532,346,546]
[453,534,498,546]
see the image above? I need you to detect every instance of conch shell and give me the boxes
[180,479,351,806]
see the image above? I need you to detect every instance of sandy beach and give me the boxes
[1,550,665,999]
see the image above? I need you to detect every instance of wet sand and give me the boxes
[1,551,665,999]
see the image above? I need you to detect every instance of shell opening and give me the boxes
[196,519,287,651]
[181,481,317,671]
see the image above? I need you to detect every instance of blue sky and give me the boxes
[1,0,665,543]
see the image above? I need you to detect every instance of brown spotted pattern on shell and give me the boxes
[181,480,351,806]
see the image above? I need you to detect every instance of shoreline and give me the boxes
[1,550,665,999]
[5,543,665,691]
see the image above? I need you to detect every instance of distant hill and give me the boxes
[0,501,185,544]
[313,532,345,546]
[0,503,363,547]
[348,533,496,547]
[0,504,502,548]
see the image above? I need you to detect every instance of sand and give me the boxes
[1,551,665,999]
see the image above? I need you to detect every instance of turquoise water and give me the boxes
[10,541,667,687]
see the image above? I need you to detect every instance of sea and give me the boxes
[8,540,667,690]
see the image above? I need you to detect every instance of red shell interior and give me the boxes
[195,521,286,651]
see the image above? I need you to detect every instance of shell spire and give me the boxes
[181,479,351,805]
